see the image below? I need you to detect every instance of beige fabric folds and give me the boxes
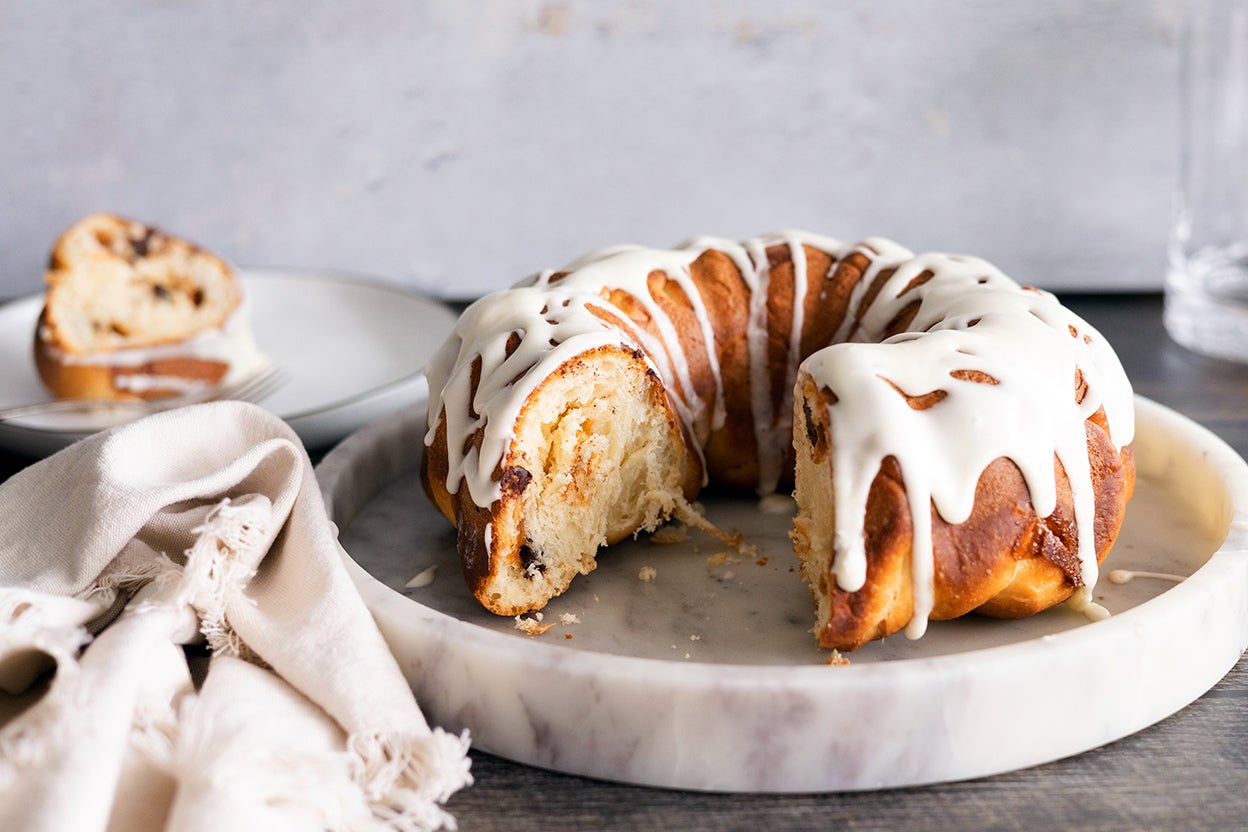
[0,401,471,831]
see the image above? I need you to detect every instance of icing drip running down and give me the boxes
[801,239,1133,636]
[423,232,1135,641]
[38,301,267,388]
[1108,569,1185,584]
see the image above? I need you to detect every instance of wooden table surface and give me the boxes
[2,293,1247,830]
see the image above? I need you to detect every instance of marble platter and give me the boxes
[317,396,1248,792]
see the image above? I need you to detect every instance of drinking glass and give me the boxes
[1166,0,1248,362]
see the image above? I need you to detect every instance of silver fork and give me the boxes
[0,364,289,422]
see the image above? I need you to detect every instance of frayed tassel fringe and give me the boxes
[182,498,270,658]
[349,729,473,832]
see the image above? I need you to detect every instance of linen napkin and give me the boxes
[0,401,472,831]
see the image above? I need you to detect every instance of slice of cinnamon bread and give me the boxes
[35,213,265,400]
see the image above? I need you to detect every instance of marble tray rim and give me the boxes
[319,395,1248,790]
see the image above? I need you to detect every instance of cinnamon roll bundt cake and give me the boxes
[421,232,1136,650]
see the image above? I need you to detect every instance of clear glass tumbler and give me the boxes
[1166,0,1248,362]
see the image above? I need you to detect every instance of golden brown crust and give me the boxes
[423,238,1137,647]
[688,249,761,488]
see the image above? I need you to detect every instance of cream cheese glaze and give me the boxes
[38,300,268,388]
[424,232,1135,638]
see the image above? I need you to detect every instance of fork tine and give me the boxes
[240,366,288,404]
[0,365,289,423]
[209,364,288,406]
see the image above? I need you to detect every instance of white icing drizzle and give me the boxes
[424,233,1136,640]
[742,236,777,494]
[112,373,214,394]
[527,245,728,441]
[40,301,267,386]
[1107,569,1185,584]
[405,565,439,589]
[680,230,841,496]
[758,493,798,515]
[803,241,1133,638]
[424,285,640,508]
[1082,602,1112,622]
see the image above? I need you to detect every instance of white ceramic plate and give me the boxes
[319,396,1248,792]
[0,269,457,457]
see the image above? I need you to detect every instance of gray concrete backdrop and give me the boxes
[1,1,1179,300]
